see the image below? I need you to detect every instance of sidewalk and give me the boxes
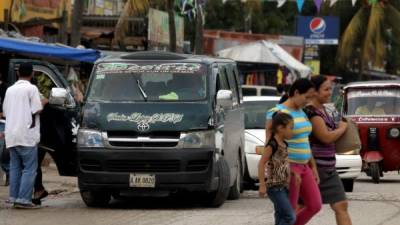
[0,164,78,208]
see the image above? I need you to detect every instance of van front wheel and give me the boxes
[203,157,231,207]
[80,190,111,207]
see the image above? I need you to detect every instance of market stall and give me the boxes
[217,40,312,86]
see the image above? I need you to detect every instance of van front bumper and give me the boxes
[77,147,219,192]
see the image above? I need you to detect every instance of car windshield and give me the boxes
[346,88,400,116]
[87,62,207,102]
[243,100,278,129]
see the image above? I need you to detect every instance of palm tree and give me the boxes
[337,0,400,76]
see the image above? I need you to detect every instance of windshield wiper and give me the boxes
[136,79,148,101]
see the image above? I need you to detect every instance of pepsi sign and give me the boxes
[297,16,339,45]
[310,18,326,34]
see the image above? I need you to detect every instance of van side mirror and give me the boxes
[216,90,233,108]
[49,87,68,106]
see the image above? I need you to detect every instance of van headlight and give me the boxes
[181,130,215,148]
[78,129,104,148]
[388,128,400,138]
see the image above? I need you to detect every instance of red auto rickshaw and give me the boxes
[343,81,400,183]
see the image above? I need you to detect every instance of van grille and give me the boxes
[106,160,180,172]
[106,131,180,148]
[80,159,210,172]
[186,160,209,171]
[108,141,178,148]
[80,159,102,171]
[107,131,181,139]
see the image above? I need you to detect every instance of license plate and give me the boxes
[129,174,155,188]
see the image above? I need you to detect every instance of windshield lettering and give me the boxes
[348,89,400,98]
[97,63,202,74]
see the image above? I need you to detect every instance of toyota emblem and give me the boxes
[137,122,150,132]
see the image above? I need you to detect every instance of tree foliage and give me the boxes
[152,0,400,77]
[337,0,400,75]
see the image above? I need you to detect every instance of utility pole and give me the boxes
[71,0,84,47]
[59,10,68,44]
[194,0,203,54]
[167,0,177,52]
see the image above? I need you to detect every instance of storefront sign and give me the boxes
[296,16,339,45]
[8,0,71,23]
[304,60,320,75]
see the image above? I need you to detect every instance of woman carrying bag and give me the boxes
[305,75,352,225]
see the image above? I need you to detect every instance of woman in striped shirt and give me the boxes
[266,78,321,225]
[305,75,352,225]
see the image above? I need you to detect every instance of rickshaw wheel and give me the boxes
[369,162,380,184]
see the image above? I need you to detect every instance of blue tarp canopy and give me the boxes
[0,37,100,63]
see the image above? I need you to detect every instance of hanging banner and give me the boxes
[330,0,338,7]
[148,8,185,49]
[296,0,305,12]
[314,0,323,12]
[296,16,339,45]
[277,0,286,8]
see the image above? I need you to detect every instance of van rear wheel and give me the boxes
[203,157,230,207]
[80,190,111,207]
[228,158,242,200]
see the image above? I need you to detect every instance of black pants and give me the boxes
[34,148,46,192]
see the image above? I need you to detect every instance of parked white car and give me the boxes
[242,85,277,96]
[243,96,362,192]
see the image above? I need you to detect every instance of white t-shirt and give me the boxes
[3,80,43,148]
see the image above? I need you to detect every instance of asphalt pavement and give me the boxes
[0,166,399,225]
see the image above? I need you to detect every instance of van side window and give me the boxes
[217,73,229,91]
[219,67,230,89]
[225,66,240,104]
[232,68,243,101]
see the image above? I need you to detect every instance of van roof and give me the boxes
[96,51,235,65]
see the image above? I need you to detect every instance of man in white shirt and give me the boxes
[3,62,43,209]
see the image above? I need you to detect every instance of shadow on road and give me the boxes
[91,193,227,210]
[356,178,400,184]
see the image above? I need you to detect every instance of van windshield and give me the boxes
[87,62,207,102]
[346,88,400,116]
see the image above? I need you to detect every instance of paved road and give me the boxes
[0,167,399,225]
